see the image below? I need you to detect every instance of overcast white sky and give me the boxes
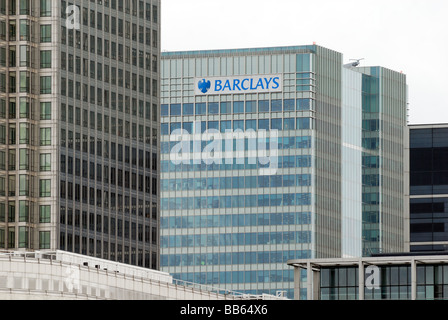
[161,0,448,125]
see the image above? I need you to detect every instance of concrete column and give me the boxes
[307,262,313,300]
[359,260,365,300]
[294,266,301,300]
[411,259,417,300]
[313,267,320,300]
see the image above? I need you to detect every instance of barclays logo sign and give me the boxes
[198,79,212,94]
[195,75,283,95]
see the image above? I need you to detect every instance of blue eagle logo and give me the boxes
[198,79,211,94]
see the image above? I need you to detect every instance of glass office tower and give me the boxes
[410,124,448,252]
[0,0,161,269]
[160,45,408,298]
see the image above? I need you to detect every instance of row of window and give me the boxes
[161,137,312,155]
[0,0,52,16]
[60,176,157,204]
[0,228,50,249]
[61,212,156,244]
[0,176,51,197]
[61,75,158,103]
[61,152,156,179]
[0,99,51,120]
[0,21,52,43]
[60,233,158,269]
[161,212,311,229]
[161,231,311,248]
[61,200,157,224]
[162,118,312,135]
[61,49,157,78]
[162,250,311,268]
[162,193,312,211]
[162,174,312,192]
[0,46,52,69]
[61,114,158,146]
[61,129,157,157]
[62,163,156,192]
[0,125,51,146]
[61,0,158,23]
[61,23,158,54]
[361,285,448,300]
[0,73,51,94]
[161,99,313,117]
[161,155,312,173]
[0,150,51,172]
[171,271,294,294]
[62,100,158,125]
[320,264,448,300]
[0,202,50,223]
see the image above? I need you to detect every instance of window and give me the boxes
[195,103,206,115]
[39,179,51,197]
[297,98,311,111]
[208,102,219,115]
[271,100,283,112]
[40,128,51,146]
[19,97,29,118]
[19,123,29,144]
[19,19,30,41]
[271,119,282,131]
[40,76,51,94]
[39,231,50,249]
[19,149,29,170]
[220,102,231,114]
[39,205,51,223]
[40,50,51,68]
[246,120,257,131]
[258,100,270,112]
[19,0,30,15]
[297,117,311,130]
[40,153,51,171]
[19,71,29,92]
[183,103,193,116]
[170,104,181,116]
[258,119,269,131]
[245,101,256,113]
[18,201,29,222]
[40,102,51,120]
[19,226,28,248]
[40,25,51,43]
[284,99,295,111]
[19,175,29,196]
[234,120,244,131]
[284,118,295,130]
[220,121,231,133]
[233,101,244,114]
[19,45,29,67]
[40,0,51,17]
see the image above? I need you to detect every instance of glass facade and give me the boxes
[320,263,448,300]
[0,0,161,269]
[160,45,408,299]
[410,125,448,252]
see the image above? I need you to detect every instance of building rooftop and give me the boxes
[0,250,288,300]
[162,44,319,58]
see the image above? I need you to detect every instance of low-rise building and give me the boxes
[0,250,287,300]
[287,252,448,300]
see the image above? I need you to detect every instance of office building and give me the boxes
[160,45,409,298]
[0,0,161,269]
[410,124,448,252]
